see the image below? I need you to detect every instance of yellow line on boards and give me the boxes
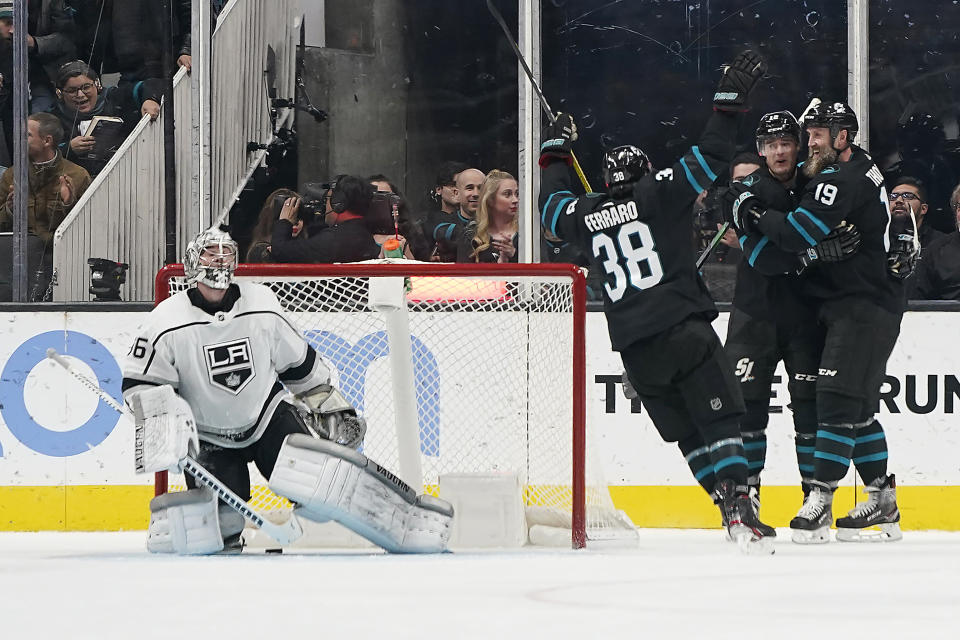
[1,485,958,531]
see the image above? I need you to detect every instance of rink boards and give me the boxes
[0,310,958,531]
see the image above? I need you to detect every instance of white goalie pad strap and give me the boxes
[269,434,453,553]
[147,489,223,555]
[129,385,199,474]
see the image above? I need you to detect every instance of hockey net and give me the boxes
[155,262,636,548]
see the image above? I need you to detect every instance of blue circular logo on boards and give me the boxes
[0,331,122,457]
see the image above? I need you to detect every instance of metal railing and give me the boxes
[52,0,299,301]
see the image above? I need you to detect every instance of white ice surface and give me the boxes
[1,529,957,639]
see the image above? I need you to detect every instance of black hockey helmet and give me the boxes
[602,145,650,195]
[802,101,858,143]
[756,111,800,150]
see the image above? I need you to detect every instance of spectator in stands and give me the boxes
[889,176,945,250]
[885,176,945,300]
[49,60,162,177]
[69,1,190,81]
[911,181,960,300]
[458,169,518,263]
[245,187,306,263]
[270,175,379,264]
[0,112,91,299]
[367,173,430,260]
[175,1,225,73]
[883,112,960,234]
[421,160,467,261]
[0,0,77,113]
[456,167,485,220]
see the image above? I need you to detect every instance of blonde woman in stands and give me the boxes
[457,169,519,263]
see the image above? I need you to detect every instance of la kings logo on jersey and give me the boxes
[204,338,255,394]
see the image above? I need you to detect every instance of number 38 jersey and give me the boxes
[539,111,739,350]
[122,281,330,448]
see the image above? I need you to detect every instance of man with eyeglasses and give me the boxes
[910,181,960,300]
[886,177,944,298]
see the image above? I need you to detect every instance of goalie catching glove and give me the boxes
[539,112,577,166]
[295,384,367,449]
[713,50,766,112]
[128,384,198,474]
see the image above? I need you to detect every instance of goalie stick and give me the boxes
[485,0,593,193]
[46,348,303,546]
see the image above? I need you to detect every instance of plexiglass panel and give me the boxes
[870,0,960,233]
[542,0,848,181]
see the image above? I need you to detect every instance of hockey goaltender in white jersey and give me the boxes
[123,226,453,555]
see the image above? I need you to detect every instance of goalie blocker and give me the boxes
[269,434,454,553]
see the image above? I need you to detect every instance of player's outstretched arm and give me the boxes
[538,113,582,243]
[671,51,768,202]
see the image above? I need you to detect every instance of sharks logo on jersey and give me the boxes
[204,338,255,394]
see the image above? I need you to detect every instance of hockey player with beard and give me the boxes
[723,111,861,514]
[540,51,776,552]
[123,227,453,554]
[725,102,904,544]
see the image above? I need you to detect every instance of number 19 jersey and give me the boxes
[539,111,739,351]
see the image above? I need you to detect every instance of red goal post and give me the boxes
[153,262,634,549]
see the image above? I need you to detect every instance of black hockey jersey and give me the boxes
[753,145,900,313]
[539,111,740,350]
[422,209,472,262]
[733,163,812,324]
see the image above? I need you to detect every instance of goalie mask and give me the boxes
[602,145,651,197]
[184,227,238,289]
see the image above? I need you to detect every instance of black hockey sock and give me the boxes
[708,440,748,486]
[678,434,715,494]
[742,429,767,489]
[813,423,856,484]
[852,419,889,485]
[794,430,816,488]
[790,397,817,494]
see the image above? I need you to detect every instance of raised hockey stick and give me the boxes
[45,348,303,546]
[486,0,593,192]
[696,221,731,270]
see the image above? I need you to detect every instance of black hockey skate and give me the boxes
[717,486,762,544]
[789,485,833,544]
[715,479,776,554]
[836,474,903,542]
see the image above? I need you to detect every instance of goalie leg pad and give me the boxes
[269,434,453,553]
[147,488,224,555]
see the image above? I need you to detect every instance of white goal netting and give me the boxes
[158,262,635,547]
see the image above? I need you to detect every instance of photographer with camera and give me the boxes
[246,188,307,263]
[270,175,380,264]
